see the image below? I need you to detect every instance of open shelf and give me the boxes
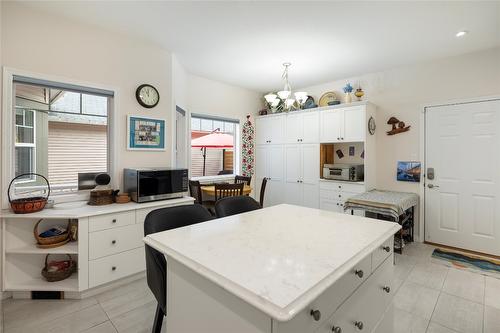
[6,242,78,254]
[4,275,78,292]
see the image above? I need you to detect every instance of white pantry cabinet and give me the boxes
[319,180,365,216]
[284,144,319,208]
[255,115,284,145]
[320,105,366,143]
[255,145,285,207]
[285,111,319,144]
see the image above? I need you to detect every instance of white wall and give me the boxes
[300,47,500,193]
[1,2,173,193]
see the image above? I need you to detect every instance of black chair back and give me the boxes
[144,205,213,316]
[259,177,268,207]
[235,175,251,186]
[214,182,244,201]
[215,195,261,217]
[188,180,202,204]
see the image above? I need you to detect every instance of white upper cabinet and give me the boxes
[285,111,319,144]
[343,106,366,142]
[256,115,284,145]
[320,105,366,143]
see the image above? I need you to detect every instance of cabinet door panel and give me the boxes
[343,106,366,142]
[302,112,319,143]
[285,145,301,183]
[320,199,342,213]
[302,183,319,208]
[320,110,342,143]
[267,179,285,207]
[268,145,284,181]
[255,118,269,144]
[268,116,284,144]
[301,144,319,184]
[255,146,268,180]
[285,182,302,206]
[285,113,302,143]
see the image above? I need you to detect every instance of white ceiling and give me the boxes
[18,1,500,92]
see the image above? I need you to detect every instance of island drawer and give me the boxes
[89,247,145,287]
[372,237,393,271]
[275,254,371,333]
[89,223,144,260]
[319,181,365,193]
[89,211,135,232]
[315,255,394,333]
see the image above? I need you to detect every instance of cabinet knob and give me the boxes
[382,246,391,253]
[383,286,391,293]
[355,269,364,278]
[112,266,117,271]
[338,194,341,198]
[341,137,344,140]
[310,309,321,321]
[332,326,342,333]
[354,321,364,330]
[337,137,340,140]
[112,219,117,223]
[112,240,116,245]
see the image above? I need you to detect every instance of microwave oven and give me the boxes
[123,168,188,203]
[322,164,364,182]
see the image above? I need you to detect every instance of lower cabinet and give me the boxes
[89,247,145,287]
[284,144,319,209]
[320,180,365,216]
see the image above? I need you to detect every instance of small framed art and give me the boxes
[397,161,421,182]
[127,115,166,151]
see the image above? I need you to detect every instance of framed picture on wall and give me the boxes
[127,115,166,151]
[396,161,421,182]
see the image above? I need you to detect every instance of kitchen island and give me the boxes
[144,204,401,333]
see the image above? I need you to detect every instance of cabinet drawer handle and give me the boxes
[382,246,391,253]
[337,137,340,140]
[354,321,364,330]
[332,326,342,333]
[112,266,117,271]
[112,240,116,245]
[112,219,117,223]
[310,309,321,321]
[355,269,364,278]
[383,286,391,293]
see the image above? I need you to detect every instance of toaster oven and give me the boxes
[322,164,364,181]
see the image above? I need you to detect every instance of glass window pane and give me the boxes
[82,94,107,116]
[201,119,212,132]
[50,91,80,113]
[25,110,34,127]
[15,110,24,125]
[191,118,200,131]
[15,147,33,176]
[213,120,223,132]
[16,127,34,144]
[224,122,234,133]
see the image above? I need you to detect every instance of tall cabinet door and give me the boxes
[320,110,342,142]
[343,106,366,142]
[255,117,270,145]
[301,112,319,143]
[255,145,269,198]
[267,145,285,206]
[301,144,320,208]
[284,145,302,206]
[285,113,302,143]
[268,116,284,144]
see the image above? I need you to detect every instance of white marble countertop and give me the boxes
[0,197,194,219]
[144,204,400,322]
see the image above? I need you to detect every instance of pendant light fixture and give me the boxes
[264,62,307,112]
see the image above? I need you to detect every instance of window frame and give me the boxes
[1,68,118,209]
[14,108,37,182]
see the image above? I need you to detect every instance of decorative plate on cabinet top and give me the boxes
[319,92,338,107]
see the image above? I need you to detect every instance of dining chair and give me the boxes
[144,204,214,333]
[188,180,203,204]
[214,182,244,201]
[215,195,261,217]
[234,175,252,186]
[259,177,268,207]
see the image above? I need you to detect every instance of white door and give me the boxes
[343,106,366,142]
[320,110,342,143]
[302,112,320,143]
[425,99,500,255]
[284,145,302,205]
[267,145,285,206]
[285,113,302,143]
[302,144,319,208]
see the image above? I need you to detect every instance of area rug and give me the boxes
[431,248,500,278]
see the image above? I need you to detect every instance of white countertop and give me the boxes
[144,204,400,321]
[319,178,365,185]
[0,197,194,219]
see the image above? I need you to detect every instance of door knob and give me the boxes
[332,326,342,333]
[428,184,440,189]
[310,309,321,321]
[354,321,364,330]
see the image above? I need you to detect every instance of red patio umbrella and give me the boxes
[191,132,234,176]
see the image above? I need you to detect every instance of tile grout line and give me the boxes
[426,257,448,333]
[96,295,120,333]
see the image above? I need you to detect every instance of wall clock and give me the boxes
[136,84,159,108]
[368,116,376,135]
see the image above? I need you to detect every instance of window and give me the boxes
[13,81,111,194]
[190,115,239,177]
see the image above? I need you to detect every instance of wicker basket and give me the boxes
[8,173,51,214]
[41,254,76,282]
[88,189,114,206]
[34,219,71,249]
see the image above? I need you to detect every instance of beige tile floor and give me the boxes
[1,242,499,333]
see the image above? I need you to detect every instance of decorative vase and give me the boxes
[354,88,364,101]
[345,92,352,103]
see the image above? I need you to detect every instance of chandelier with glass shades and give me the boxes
[264,63,308,112]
